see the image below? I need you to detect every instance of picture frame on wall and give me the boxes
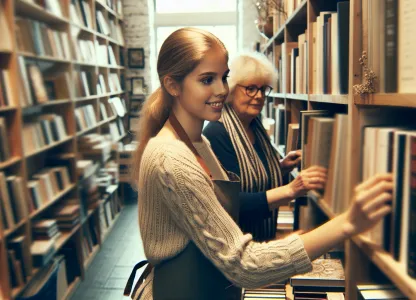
[130,77,145,96]
[128,48,145,69]
[128,115,140,132]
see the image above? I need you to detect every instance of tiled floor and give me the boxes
[70,201,146,300]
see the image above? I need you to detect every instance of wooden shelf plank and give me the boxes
[95,0,122,19]
[355,93,416,108]
[4,219,26,238]
[15,0,69,24]
[309,94,349,105]
[22,100,71,116]
[25,136,73,158]
[74,95,99,102]
[286,93,308,101]
[0,156,21,170]
[352,235,416,299]
[76,122,102,137]
[70,22,96,35]
[285,0,308,26]
[29,183,77,218]
[55,224,81,250]
[18,52,71,64]
[63,277,81,300]
[83,245,100,269]
[0,106,17,113]
[73,61,97,67]
[307,190,336,218]
[269,92,286,98]
[261,26,285,52]
[11,267,40,298]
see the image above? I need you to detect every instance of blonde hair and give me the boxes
[227,52,277,100]
[131,27,228,184]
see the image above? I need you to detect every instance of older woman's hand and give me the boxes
[287,166,327,198]
[280,150,302,175]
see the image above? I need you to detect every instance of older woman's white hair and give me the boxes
[227,51,278,94]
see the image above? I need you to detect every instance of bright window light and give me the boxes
[155,0,237,13]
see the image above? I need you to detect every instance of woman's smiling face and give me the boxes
[175,47,230,123]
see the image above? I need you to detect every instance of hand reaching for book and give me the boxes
[342,173,393,238]
[287,165,327,198]
[280,150,302,174]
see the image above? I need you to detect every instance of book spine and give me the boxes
[384,0,398,92]
[337,2,350,94]
[408,136,416,278]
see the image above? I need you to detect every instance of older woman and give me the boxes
[203,52,327,241]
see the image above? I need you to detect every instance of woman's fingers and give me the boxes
[306,183,325,190]
[303,171,327,180]
[368,205,392,222]
[361,192,392,214]
[355,180,393,207]
[355,173,393,193]
[304,166,327,174]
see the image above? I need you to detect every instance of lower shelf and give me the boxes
[83,245,100,269]
[63,277,81,300]
[101,211,121,243]
[352,235,416,300]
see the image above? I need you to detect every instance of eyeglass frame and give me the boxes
[236,84,273,97]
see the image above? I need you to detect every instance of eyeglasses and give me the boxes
[237,84,273,97]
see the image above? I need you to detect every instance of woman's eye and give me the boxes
[247,86,257,93]
[201,77,214,85]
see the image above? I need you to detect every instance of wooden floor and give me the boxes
[70,201,146,300]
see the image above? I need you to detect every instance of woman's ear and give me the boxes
[163,76,180,97]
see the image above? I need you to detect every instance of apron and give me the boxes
[124,114,242,300]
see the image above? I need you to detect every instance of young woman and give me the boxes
[203,52,326,241]
[128,28,393,300]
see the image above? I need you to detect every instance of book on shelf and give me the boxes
[286,123,299,154]
[290,258,345,298]
[0,69,14,107]
[75,104,98,132]
[32,219,61,241]
[356,284,406,300]
[8,250,24,287]
[8,235,33,282]
[30,239,56,268]
[52,203,81,231]
[0,117,11,162]
[0,2,12,52]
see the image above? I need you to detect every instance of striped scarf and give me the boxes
[221,103,283,241]
[221,103,283,192]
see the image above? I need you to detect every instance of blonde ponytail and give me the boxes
[131,87,172,184]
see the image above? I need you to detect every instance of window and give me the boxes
[155,0,237,13]
[151,0,238,88]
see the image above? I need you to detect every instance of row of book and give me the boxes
[22,114,68,155]
[71,0,124,44]
[108,118,126,141]
[0,174,28,230]
[368,0,416,93]
[73,37,119,66]
[18,57,71,106]
[15,18,71,60]
[0,117,11,162]
[27,166,72,213]
[75,104,98,132]
[74,70,122,98]
[99,195,118,235]
[80,222,99,263]
[362,127,416,279]
[97,0,123,16]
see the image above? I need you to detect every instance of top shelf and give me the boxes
[355,93,416,108]
[262,0,307,52]
[15,0,69,24]
[95,0,123,20]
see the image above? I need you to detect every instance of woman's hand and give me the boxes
[280,150,302,174]
[287,166,327,198]
[342,173,393,238]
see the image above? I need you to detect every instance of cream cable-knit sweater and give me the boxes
[136,136,312,299]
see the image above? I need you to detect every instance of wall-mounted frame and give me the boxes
[128,48,145,69]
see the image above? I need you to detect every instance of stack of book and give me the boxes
[32,219,61,241]
[30,239,56,268]
[242,284,286,299]
[52,203,80,231]
[290,259,345,299]
[78,134,113,163]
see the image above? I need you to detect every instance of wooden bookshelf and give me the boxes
[0,0,127,299]
[260,0,416,299]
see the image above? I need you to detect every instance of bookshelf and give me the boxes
[0,0,128,299]
[261,0,416,299]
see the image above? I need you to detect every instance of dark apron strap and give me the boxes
[123,260,153,299]
[169,113,212,179]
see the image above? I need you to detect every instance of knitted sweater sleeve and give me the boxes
[156,143,312,289]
